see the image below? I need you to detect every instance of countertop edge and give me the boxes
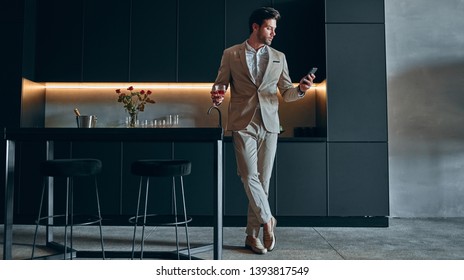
[4,127,224,142]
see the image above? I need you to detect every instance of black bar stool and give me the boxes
[31,159,105,260]
[129,159,192,260]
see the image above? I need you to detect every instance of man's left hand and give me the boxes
[298,73,315,92]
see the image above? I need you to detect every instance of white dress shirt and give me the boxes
[245,40,269,87]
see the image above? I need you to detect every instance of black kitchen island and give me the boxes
[3,127,223,260]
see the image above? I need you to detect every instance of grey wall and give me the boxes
[386,0,464,217]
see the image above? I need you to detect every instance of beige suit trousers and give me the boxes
[232,108,277,237]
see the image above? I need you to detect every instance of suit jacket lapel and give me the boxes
[260,48,275,88]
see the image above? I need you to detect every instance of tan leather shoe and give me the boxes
[264,217,277,251]
[245,236,267,254]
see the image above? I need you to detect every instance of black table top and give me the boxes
[4,127,224,142]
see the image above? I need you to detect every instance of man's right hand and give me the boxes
[211,91,225,106]
[211,85,226,106]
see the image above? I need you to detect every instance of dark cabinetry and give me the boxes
[177,0,224,82]
[328,142,389,216]
[130,1,177,82]
[82,0,131,81]
[325,0,388,218]
[35,0,133,82]
[34,0,227,82]
[276,142,326,216]
[14,136,386,224]
[33,0,326,82]
[35,0,84,81]
[326,23,387,142]
[325,0,384,23]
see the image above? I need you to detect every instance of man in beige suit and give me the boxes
[211,7,315,254]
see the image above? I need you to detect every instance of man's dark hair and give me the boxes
[248,7,281,34]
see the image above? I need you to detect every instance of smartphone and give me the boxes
[308,67,318,75]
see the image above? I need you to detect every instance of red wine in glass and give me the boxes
[212,84,226,106]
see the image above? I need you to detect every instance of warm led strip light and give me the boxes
[44,82,215,89]
[44,82,319,89]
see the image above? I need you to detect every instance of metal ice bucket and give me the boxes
[76,115,97,128]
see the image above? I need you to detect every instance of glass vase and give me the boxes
[127,112,138,128]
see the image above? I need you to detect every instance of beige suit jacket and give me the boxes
[214,41,304,133]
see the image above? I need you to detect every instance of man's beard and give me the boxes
[258,33,273,46]
[261,37,272,46]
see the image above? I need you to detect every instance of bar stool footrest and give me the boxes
[129,214,192,226]
[36,214,102,227]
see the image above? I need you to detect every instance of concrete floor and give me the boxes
[1,218,464,260]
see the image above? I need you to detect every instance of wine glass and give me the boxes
[212,84,226,106]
